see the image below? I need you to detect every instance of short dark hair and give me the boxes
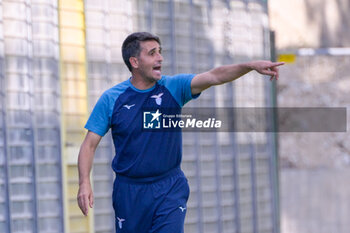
[122,32,161,72]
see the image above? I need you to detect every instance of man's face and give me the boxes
[134,40,163,82]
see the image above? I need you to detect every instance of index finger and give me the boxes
[270,62,285,67]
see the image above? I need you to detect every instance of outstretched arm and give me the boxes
[77,131,102,216]
[191,60,285,95]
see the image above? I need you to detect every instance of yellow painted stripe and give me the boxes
[58,0,94,233]
[278,53,296,63]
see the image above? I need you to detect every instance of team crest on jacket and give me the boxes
[151,93,163,105]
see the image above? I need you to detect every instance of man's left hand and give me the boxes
[247,61,285,81]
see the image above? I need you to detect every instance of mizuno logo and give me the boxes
[117,217,125,229]
[179,206,186,212]
[123,104,135,109]
[151,93,163,105]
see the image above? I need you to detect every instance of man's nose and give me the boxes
[157,53,163,62]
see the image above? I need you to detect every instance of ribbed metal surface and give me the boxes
[0,2,11,232]
[0,1,64,232]
[84,0,133,232]
[31,0,63,232]
[0,0,278,232]
[83,1,278,233]
[3,0,38,232]
[58,0,93,232]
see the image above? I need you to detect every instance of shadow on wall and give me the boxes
[304,0,350,47]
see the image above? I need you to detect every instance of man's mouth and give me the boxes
[153,65,162,75]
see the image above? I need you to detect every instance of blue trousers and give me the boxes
[112,167,190,233]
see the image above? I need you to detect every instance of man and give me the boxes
[77,32,284,232]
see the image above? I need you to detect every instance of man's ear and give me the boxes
[129,57,138,69]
